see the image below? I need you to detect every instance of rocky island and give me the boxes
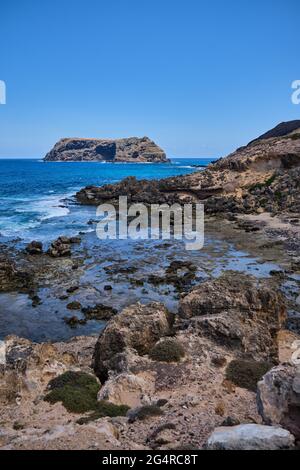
[44,136,168,163]
[1,121,300,451]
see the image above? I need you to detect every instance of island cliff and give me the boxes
[44,136,168,163]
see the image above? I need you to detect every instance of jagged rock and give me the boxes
[44,137,168,163]
[81,304,117,321]
[0,256,33,292]
[75,121,300,217]
[178,272,286,361]
[257,364,300,440]
[47,237,72,258]
[93,302,172,382]
[25,241,43,255]
[206,424,295,450]
[97,372,155,407]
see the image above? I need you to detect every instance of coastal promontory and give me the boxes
[44,136,168,163]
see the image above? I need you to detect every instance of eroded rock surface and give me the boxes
[44,137,168,163]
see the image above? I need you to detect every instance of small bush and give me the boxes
[128,405,163,423]
[44,371,100,413]
[225,360,271,392]
[149,338,185,363]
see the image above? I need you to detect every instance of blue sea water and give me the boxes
[0,158,215,241]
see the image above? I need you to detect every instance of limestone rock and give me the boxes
[257,364,300,440]
[44,137,168,163]
[97,372,155,407]
[206,424,295,450]
[93,302,171,382]
[178,272,286,362]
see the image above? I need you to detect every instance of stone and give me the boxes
[25,241,43,255]
[93,302,171,382]
[47,237,72,258]
[97,372,155,407]
[257,364,300,440]
[44,137,168,163]
[206,424,295,450]
[0,256,33,292]
[178,272,286,361]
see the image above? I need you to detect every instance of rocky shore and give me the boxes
[1,121,300,450]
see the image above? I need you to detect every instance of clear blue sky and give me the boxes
[0,0,299,158]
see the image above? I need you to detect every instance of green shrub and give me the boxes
[225,360,271,392]
[149,338,185,363]
[77,401,129,424]
[128,405,163,423]
[44,371,100,413]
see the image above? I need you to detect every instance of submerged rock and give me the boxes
[206,424,295,450]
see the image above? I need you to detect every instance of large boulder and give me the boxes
[178,272,286,362]
[93,302,172,382]
[257,364,300,440]
[206,424,295,450]
[97,372,155,407]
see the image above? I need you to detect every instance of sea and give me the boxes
[0,158,214,242]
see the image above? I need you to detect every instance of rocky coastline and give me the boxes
[1,121,300,450]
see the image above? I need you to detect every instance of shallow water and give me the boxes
[0,157,299,342]
[0,228,289,342]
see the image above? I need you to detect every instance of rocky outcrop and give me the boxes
[47,236,80,258]
[257,364,300,440]
[75,121,300,217]
[178,272,286,362]
[0,256,33,292]
[44,137,168,163]
[25,241,43,255]
[206,424,295,450]
[93,302,172,382]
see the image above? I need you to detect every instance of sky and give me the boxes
[0,0,299,158]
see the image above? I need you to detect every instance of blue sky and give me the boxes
[0,0,299,158]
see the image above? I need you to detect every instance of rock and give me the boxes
[178,272,286,361]
[66,301,82,310]
[47,237,72,258]
[74,121,300,217]
[221,416,241,427]
[257,364,300,440]
[0,256,33,292]
[93,302,172,382]
[81,304,117,321]
[97,372,155,407]
[64,316,86,327]
[44,137,168,163]
[206,424,295,450]
[25,241,43,255]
